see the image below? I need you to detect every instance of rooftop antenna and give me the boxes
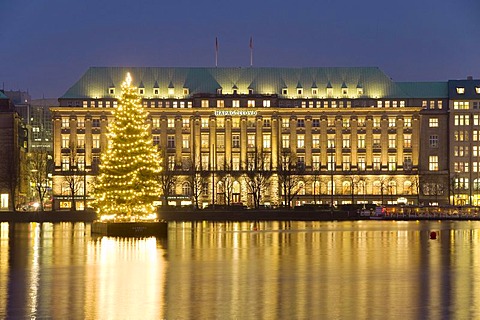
[215,37,219,67]
[249,36,253,67]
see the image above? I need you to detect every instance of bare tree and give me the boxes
[278,149,301,208]
[245,151,272,208]
[62,144,84,210]
[220,165,235,206]
[158,148,177,206]
[28,148,52,211]
[185,158,207,209]
[345,174,361,204]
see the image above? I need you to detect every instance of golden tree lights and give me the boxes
[93,73,162,219]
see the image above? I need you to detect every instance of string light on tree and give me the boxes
[93,72,162,219]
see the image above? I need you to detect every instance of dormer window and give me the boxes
[153,88,159,95]
[457,87,465,94]
[326,87,333,96]
[248,88,254,95]
[108,87,115,95]
[342,88,348,95]
[183,88,189,95]
[216,88,222,95]
[297,88,303,95]
[233,89,238,95]
[139,88,145,95]
[282,88,288,95]
[476,87,480,94]
[357,88,363,95]
[168,88,174,95]
[312,88,318,95]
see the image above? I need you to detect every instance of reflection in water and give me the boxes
[0,221,479,319]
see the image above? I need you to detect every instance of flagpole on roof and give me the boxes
[249,36,253,67]
[215,37,218,67]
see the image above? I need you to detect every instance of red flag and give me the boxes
[216,37,218,52]
[249,36,253,49]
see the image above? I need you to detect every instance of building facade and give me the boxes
[50,67,477,210]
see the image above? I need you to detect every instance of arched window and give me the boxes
[327,181,336,195]
[342,181,351,195]
[298,181,305,195]
[232,181,241,194]
[182,182,191,196]
[403,181,412,195]
[312,181,321,194]
[373,181,381,195]
[358,180,366,195]
[217,181,224,193]
[388,180,397,195]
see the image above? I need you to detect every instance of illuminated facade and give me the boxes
[51,67,465,209]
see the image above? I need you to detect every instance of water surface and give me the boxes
[1,221,479,319]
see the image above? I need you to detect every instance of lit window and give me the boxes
[182,135,190,149]
[357,88,363,95]
[282,118,290,128]
[93,135,100,148]
[217,118,224,128]
[312,155,320,170]
[183,88,189,95]
[61,118,70,128]
[373,135,381,148]
[167,118,175,128]
[429,118,438,127]
[167,136,175,148]
[404,134,412,148]
[342,135,350,148]
[263,119,271,127]
[404,118,412,127]
[77,118,85,128]
[357,135,365,148]
[388,134,396,148]
[326,87,333,96]
[373,117,381,128]
[263,100,271,107]
[454,101,469,110]
[388,118,396,127]
[217,100,224,108]
[342,155,351,170]
[263,134,271,148]
[201,118,209,128]
[373,156,381,170]
[312,135,320,148]
[247,134,255,148]
[282,135,290,148]
[476,87,480,94]
[201,100,209,108]
[358,156,366,171]
[377,101,383,108]
[400,101,405,107]
[61,135,69,148]
[77,134,85,148]
[248,100,255,108]
[232,100,240,108]
[429,156,439,171]
[429,135,438,148]
[216,134,224,149]
[385,101,390,108]
[201,134,209,148]
[327,135,335,148]
[297,135,305,148]
[438,101,442,109]
[456,87,465,94]
[232,135,240,148]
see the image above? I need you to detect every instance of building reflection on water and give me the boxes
[0,221,479,319]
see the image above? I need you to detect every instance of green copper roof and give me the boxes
[0,91,8,99]
[397,82,448,98]
[61,67,447,99]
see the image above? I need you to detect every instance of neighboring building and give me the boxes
[0,91,29,210]
[30,98,56,151]
[448,77,480,206]
[51,67,467,210]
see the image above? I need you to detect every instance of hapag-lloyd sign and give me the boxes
[214,110,258,116]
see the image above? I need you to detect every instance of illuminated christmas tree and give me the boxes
[94,73,162,219]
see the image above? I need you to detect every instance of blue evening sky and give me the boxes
[0,0,479,98]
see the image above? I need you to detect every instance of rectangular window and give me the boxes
[247,134,255,148]
[153,135,160,146]
[152,118,161,128]
[373,134,381,148]
[358,156,366,171]
[167,135,175,148]
[232,135,240,148]
[358,135,366,148]
[342,118,350,128]
[263,119,271,127]
[182,135,190,149]
[232,154,240,170]
[429,118,438,127]
[62,118,70,128]
[373,117,381,127]
[297,119,305,127]
[201,118,209,128]
[201,134,209,148]
[168,156,175,171]
[342,135,350,148]
[263,100,271,107]
[357,117,366,127]
[247,100,255,108]
[404,118,412,127]
[373,156,381,170]
[312,155,320,171]
[342,155,351,171]
[454,101,469,110]
[182,118,190,128]
[282,135,290,148]
[312,135,320,148]
[388,155,396,171]
[388,134,396,148]
[297,135,305,148]
[217,100,224,108]
[263,134,271,149]
[404,134,412,148]
[429,156,438,171]
[429,135,438,148]
[77,118,85,128]
[201,154,209,169]
[282,118,290,128]
[473,130,479,141]
[232,100,240,108]
[327,155,335,171]
[168,118,175,128]
[216,134,224,149]
[327,135,335,148]
[76,135,85,148]
[312,119,320,127]
[201,100,209,108]
[93,134,100,148]
[61,135,69,148]
[388,118,396,127]
[61,156,69,171]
